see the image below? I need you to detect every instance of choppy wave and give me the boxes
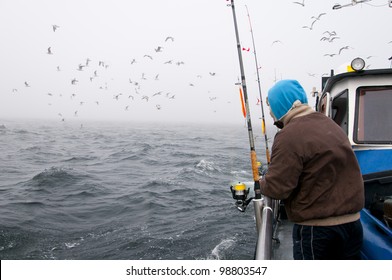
[28,167,89,189]
[209,238,236,260]
[0,120,270,260]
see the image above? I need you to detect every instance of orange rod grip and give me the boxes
[251,150,260,181]
[239,87,246,118]
[266,148,271,165]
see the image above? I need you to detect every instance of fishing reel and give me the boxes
[230,182,253,212]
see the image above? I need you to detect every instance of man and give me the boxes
[260,79,364,260]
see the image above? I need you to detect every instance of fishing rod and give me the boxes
[244,7,281,254]
[228,0,261,206]
[228,0,274,260]
[245,5,271,165]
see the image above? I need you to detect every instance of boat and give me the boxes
[231,57,392,260]
[316,57,392,259]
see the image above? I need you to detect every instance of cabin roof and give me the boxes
[322,68,392,93]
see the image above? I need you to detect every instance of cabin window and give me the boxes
[331,90,348,135]
[354,86,392,143]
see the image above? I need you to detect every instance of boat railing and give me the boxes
[253,196,275,260]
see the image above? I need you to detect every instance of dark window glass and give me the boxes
[332,90,348,135]
[355,87,392,143]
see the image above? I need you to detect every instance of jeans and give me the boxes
[292,219,363,260]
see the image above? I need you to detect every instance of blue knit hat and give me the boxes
[267,79,308,120]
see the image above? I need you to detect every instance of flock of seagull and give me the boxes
[11,24,221,122]
[271,2,392,64]
[276,5,354,60]
[9,2,392,122]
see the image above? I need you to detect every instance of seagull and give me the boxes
[52,25,60,32]
[47,47,53,55]
[323,31,337,36]
[130,58,136,64]
[142,95,149,102]
[338,46,351,55]
[302,20,317,30]
[165,36,174,42]
[57,66,61,71]
[293,0,305,7]
[271,40,282,45]
[164,60,173,64]
[156,104,162,110]
[320,36,340,42]
[24,81,30,87]
[144,54,153,60]
[12,88,18,93]
[113,94,122,100]
[209,72,216,76]
[154,74,159,80]
[154,46,163,52]
[71,78,78,85]
[311,13,326,21]
[328,36,340,42]
[324,53,337,57]
[77,64,85,71]
[152,91,162,97]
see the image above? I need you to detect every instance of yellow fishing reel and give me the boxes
[230,182,250,212]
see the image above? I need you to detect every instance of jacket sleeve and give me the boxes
[259,131,303,200]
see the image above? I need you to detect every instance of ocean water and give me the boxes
[0,119,273,260]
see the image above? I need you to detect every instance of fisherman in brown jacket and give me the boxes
[260,79,364,260]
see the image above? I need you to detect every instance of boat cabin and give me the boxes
[316,58,392,259]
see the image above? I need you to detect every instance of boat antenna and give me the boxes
[227,0,261,200]
[245,4,271,165]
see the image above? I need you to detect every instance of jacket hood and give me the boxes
[267,79,308,120]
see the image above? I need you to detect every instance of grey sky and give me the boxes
[1,0,391,126]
